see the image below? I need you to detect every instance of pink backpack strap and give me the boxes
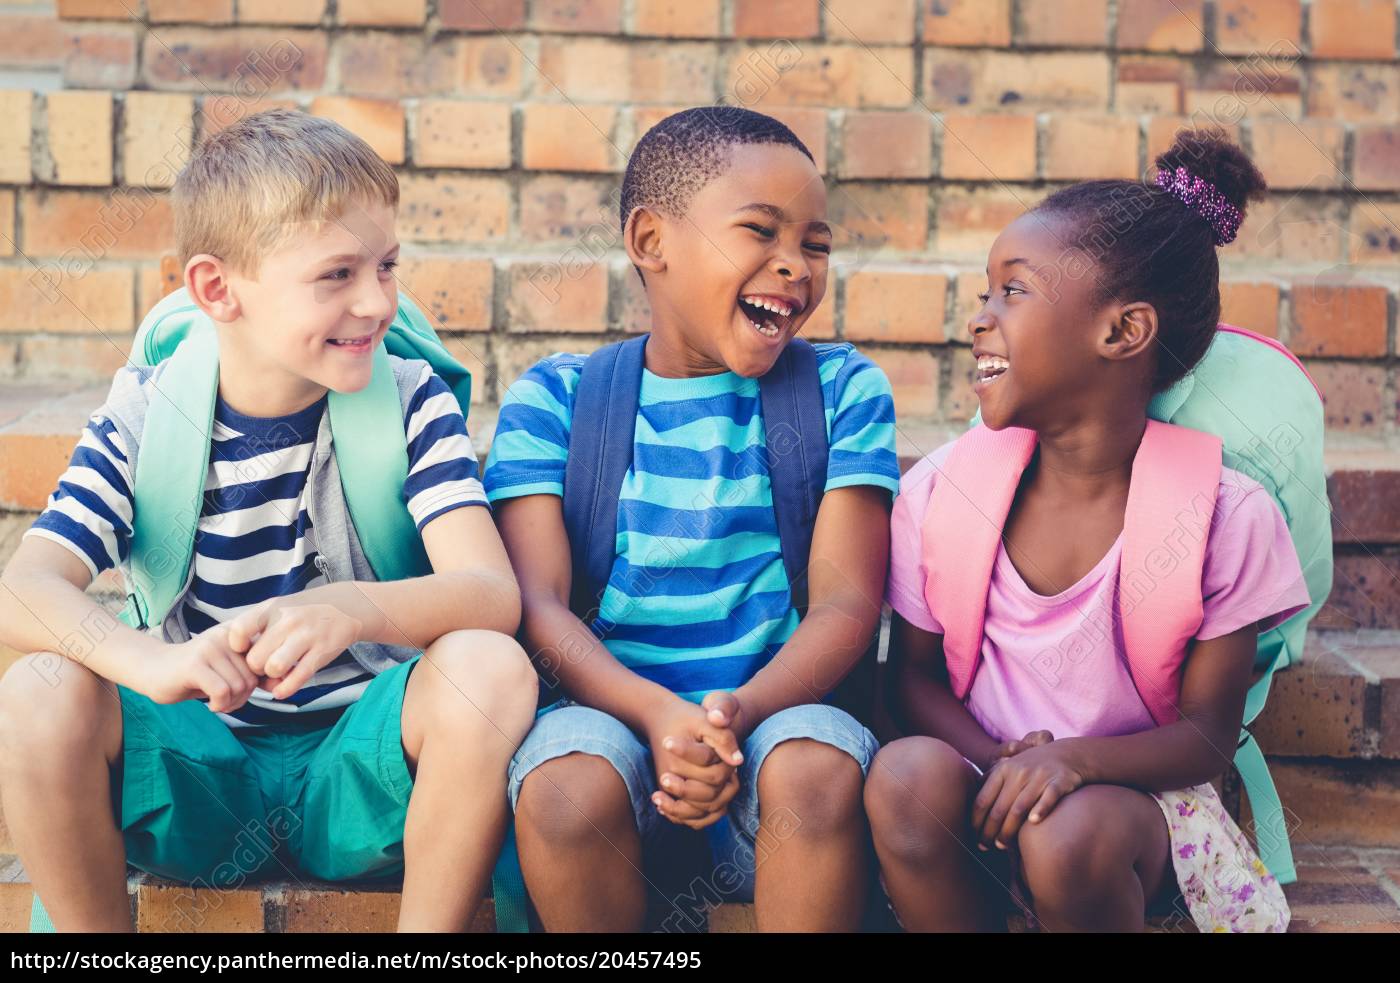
[919,425,1037,700]
[1119,420,1223,726]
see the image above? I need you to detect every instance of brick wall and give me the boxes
[0,0,1396,431]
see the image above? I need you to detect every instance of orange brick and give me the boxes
[1355,125,1400,191]
[761,107,829,174]
[530,0,622,33]
[18,334,133,383]
[438,0,526,30]
[1019,0,1108,47]
[282,889,413,932]
[616,261,651,334]
[1216,0,1301,55]
[625,104,681,154]
[1288,279,1390,357]
[398,257,493,332]
[0,190,12,257]
[137,882,263,933]
[844,267,947,344]
[0,266,135,335]
[338,0,425,26]
[0,15,69,68]
[236,0,326,24]
[630,0,720,37]
[935,187,1038,255]
[22,189,174,259]
[535,37,630,101]
[0,91,33,184]
[939,114,1036,182]
[461,36,526,97]
[197,96,298,139]
[1183,60,1303,121]
[823,0,917,45]
[506,260,609,333]
[122,92,194,189]
[1305,63,1400,122]
[952,270,986,339]
[56,0,129,18]
[840,111,932,179]
[733,0,819,38]
[922,0,1010,46]
[1249,119,1344,190]
[1233,195,1347,264]
[310,96,405,165]
[522,104,623,173]
[413,100,511,169]
[147,0,232,22]
[1310,0,1397,60]
[44,91,112,186]
[865,348,939,418]
[628,41,719,104]
[1145,116,1240,162]
[924,50,1111,111]
[724,42,914,110]
[1219,281,1281,336]
[520,175,618,242]
[1305,361,1385,431]
[397,174,510,242]
[142,28,327,91]
[1115,55,1188,113]
[1114,0,1205,51]
[1044,115,1139,181]
[829,183,929,253]
[1349,201,1400,265]
[803,292,836,340]
[944,347,980,424]
[63,25,138,88]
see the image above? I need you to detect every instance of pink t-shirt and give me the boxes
[886,441,1312,744]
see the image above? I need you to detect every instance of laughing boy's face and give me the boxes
[645,143,831,378]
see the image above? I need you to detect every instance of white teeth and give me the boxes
[741,296,792,317]
[976,355,1009,383]
[748,317,781,338]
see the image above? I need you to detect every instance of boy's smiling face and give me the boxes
[634,143,831,378]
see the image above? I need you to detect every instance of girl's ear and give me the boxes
[623,206,667,276]
[185,255,241,323]
[1100,301,1158,364]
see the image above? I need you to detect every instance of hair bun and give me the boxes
[1153,129,1267,245]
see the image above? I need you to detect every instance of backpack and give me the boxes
[952,323,1330,885]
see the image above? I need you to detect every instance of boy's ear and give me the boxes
[1099,301,1157,364]
[623,206,667,276]
[184,254,241,323]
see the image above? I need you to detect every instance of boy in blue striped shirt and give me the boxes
[0,110,535,932]
[485,107,900,931]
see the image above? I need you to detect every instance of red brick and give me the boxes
[944,347,981,424]
[460,36,526,97]
[1019,0,1108,47]
[0,92,33,185]
[530,0,622,33]
[1216,0,1302,55]
[939,114,1036,182]
[629,42,719,105]
[335,35,520,99]
[1233,195,1347,264]
[1355,126,1400,192]
[397,174,510,243]
[520,175,619,243]
[1316,554,1400,629]
[137,882,262,933]
[1288,280,1390,357]
[522,104,623,173]
[922,0,1010,46]
[437,0,525,31]
[840,111,931,179]
[733,0,819,39]
[142,28,327,91]
[803,293,836,340]
[866,348,939,418]
[398,257,493,332]
[723,42,914,110]
[337,0,425,26]
[506,260,608,333]
[536,37,630,101]
[630,0,720,37]
[122,92,194,189]
[823,0,917,45]
[236,0,326,24]
[0,190,13,258]
[1044,114,1139,180]
[1306,63,1400,122]
[197,96,298,139]
[844,267,947,344]
[0,266,135,335]
[935,187,1038,255]
[17,335,133,383]
[1350,201,1400,266]
[951,270,986,341]
[62,25,138,88]
[1252,760,1400,847]
[310,96,405,165]
[56,0,130,18]
[0,14,70,67]
[761,107,829,174]
[282,889,422,933]
[829,183,929,253]
[1114,0,1205,52]
[22,189,174,260]
[1304,361,1386,431]
[924,50,1111,111]
[1219,281,1281,337]
[412,100,511,169]
[147,0,232,23]
[44,90,112,186]
[1250,119,1345,190]
[1310,0,1397,60]
[1183,60,1303,120]
[616,262,651,334]
[1114,56,1188,114]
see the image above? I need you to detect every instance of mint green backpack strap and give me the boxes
[128,323,219,629]
[1234,648,1297,885]
[491,826,530,933]
[29,895,55,933]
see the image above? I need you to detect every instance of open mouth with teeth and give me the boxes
[326,334,376,355]
[976,354,1010,385]
[737,293,802,341]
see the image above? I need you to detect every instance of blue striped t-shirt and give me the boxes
[483,343,900,701]
[26,358,488,728]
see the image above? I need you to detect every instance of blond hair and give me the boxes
[172,108,399,275]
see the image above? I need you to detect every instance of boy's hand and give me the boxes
[971,740,1084,851]
[644,698,744,830]
[982,729,1054,774]
[226,600,362,701]
[700,690,750,742]
[141,624,260,714]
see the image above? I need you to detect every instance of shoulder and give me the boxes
[813,342,886,386]
[895,438,958,513]
[1211,465,1282,533]
[499,352,588,412]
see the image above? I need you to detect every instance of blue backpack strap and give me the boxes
[562,336,647,614]
[757,339,828,614]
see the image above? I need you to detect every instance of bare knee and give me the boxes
[756,738,864,839]
[416,630,538,738]
[0,655,118,774]
[516,753,636,851]
[864,737,977,866]
[1017,787,1142,906]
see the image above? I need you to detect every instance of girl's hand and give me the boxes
[226,600,362,700]
[982,729,1054,773]
[971,741,1085,850]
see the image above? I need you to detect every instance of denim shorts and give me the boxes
[507,700,879,900]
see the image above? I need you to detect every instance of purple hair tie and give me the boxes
[1154,165,1243,246]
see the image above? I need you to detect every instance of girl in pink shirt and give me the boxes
[867,132,1309,933]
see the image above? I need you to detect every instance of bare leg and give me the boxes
[514,753,647,932]
[0,655,129,931]
[397,630,537,932]
[864,737,1007,932]
[1015,784,1173,933]
[752,739,867,932]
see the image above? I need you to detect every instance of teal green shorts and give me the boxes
[116,656,418,893]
